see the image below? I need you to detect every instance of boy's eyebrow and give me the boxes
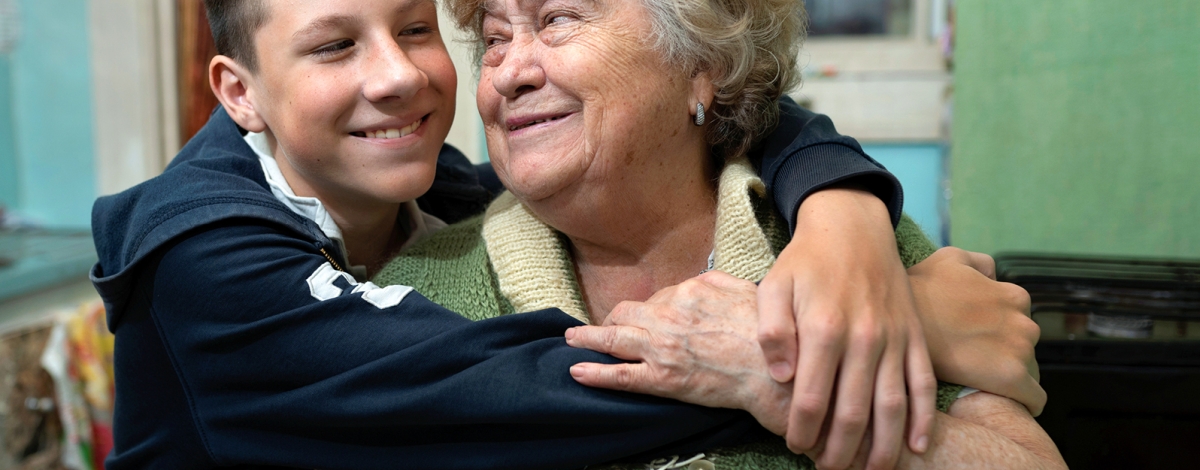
[293,14,361,42]
[291,0,435,43]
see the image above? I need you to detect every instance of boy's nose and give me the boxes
[363,41,429,102]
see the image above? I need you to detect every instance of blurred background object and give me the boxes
[0,303,113,470]
[806,0,914,37]
[0,0,17,56]
[996,254,1200,470]
[795,0,955,245]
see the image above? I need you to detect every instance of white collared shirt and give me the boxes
[243,132,447,280]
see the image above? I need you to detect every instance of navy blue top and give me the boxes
[91,99,900,469]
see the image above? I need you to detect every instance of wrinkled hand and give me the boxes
[908,247,1046,416]
[564,271,792,434]
[758,188,937,470]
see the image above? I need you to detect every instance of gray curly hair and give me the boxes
[447,0,808,159]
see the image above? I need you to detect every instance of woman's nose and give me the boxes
[362,40,429,103]
[490,34,546,100]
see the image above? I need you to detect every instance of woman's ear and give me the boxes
[688,70,717,119]
[209,55,267,133]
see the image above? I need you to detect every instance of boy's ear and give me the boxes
[209,55,267,133]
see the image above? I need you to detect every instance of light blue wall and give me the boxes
[8,0,96,228]
[862,144,946,246]
[0,56,18,210]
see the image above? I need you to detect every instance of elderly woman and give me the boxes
[375,0,1062,468]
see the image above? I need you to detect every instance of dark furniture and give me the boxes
[997,254,1200,470]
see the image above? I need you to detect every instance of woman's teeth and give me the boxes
[356,120,421,139]
[511,115,565,131]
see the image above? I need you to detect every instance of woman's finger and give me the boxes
[697,269,756,292]
[569,362,657,394]
[904,323,938,454]
[757,274,799,383]
[864,343,907,470]
[814,325,884,470]
[564,325,651,361]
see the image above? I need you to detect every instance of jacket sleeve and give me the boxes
[144,219,756,469]
[753,97,905,230]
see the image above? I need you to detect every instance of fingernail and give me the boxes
[564,327,576,341]
[570,364,585,379]
[915,435,929,453]
[768,362,791,382]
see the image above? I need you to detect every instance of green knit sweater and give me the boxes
[374,158,960,470]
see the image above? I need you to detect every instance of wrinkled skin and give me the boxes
[473,1,939,466]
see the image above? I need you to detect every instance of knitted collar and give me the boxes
[481,157,780,325]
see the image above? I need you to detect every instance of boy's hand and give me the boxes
[565,271,792,435]
[757,188,937,470]
[908,247,1046,416]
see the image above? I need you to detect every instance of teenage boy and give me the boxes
[91,0,918,468]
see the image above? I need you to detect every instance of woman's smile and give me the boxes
[505,111,577,137]
[477,0,704,206]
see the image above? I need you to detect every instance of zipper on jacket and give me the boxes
[319,247,345,272]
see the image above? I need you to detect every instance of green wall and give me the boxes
[951,1,1200,257]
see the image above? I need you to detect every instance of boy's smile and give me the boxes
[223,0,456,212]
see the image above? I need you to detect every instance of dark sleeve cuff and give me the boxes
[770,143,904,233]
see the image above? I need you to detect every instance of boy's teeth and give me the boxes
[365,120,422,140]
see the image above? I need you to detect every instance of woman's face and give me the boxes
[476,0,702,204]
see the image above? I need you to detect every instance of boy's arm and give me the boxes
[751,98,935,466]
[752,96,903,231]
[137,220,756,469]
[565,273,1065,470]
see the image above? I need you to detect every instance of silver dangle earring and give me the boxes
[694,103,706,126]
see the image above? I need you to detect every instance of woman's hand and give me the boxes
[908,247,1046,416]
[757,188,937,470]
[564,271,793,435]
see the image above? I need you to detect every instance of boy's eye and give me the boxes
[313,39,354,57]
[400,25,434,36]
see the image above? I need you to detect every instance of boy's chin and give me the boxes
[374,172,438,204]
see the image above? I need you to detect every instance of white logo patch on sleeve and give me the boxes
[306,262,413,309]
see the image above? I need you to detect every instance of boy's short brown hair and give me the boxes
[204,0,270,72]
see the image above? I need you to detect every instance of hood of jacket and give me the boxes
[91,106,490,327]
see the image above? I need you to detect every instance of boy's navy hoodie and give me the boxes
[91,99,901,470]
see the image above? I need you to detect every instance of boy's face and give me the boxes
[244,0,455,206]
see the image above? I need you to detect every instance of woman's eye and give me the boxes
[543,12,575,27]
[484,36,507,49]
[314,39,354,57]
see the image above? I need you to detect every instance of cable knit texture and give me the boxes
[373,158,962,469]
[481,192,590,322]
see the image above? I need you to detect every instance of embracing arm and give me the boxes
[131,220,756,469]
[907,247,1047,416]
[568,257,1053,468]
[750,100,934,469]
[566,272,1064,470]
[754,96,903,231]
